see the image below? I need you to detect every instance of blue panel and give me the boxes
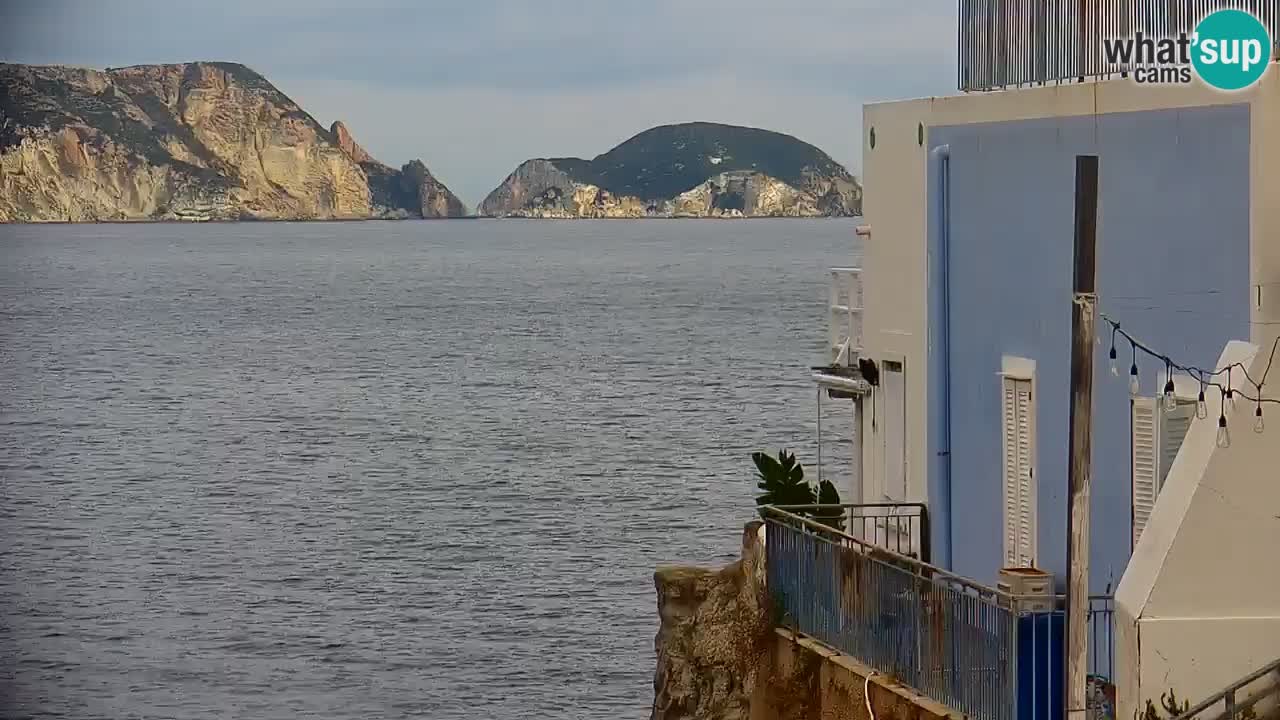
[927,105,1251,592]
[1017,613,1065,720]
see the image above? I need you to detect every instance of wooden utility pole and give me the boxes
[1066,154,1099,720]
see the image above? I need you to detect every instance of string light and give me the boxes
[1196,372,1209,420]
[1101,314,1280,449]
[1109,326,1120,377]
[1256,385,1266,434]
[1101,315,1280,409]
[1128,339,1140,397]
[1217,388,1231,449]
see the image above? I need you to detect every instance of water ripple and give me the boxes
[0,219,858,720]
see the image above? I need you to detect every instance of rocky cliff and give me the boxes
[0,62,466,222]
[652,522,773,720]
[652,523,960,720]
[481,123,861,218]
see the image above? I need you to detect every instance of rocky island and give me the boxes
[0,62,466,222]
[480,122,862,219]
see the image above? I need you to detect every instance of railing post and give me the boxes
[920,507,932,565]
[1224,689,1236,720]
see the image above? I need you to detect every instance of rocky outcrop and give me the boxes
[395,159,467,219]
[672,172,819,218]
[652,522,773,720]
[0,62,466,221]
[652,523,962,720]
[478,158,578,217]
[481,122,862,218]
[330,120,372,164]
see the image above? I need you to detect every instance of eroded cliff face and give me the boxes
[0,62,465,221]
[482,163,844,219]
[672,172,818,218]
[651,522,773,720]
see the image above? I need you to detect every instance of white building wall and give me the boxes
[857,111,929,503]
[1114,342,1280,719]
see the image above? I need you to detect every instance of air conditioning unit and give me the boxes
[998,567,1055,613]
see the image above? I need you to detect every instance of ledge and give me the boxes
[773,628,967,720]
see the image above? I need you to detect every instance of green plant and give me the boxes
[1138,689,1192,720]
[752,450,843,530]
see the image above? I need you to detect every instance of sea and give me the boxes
[0,219,859,720]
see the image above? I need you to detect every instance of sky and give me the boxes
[0,0,957,207]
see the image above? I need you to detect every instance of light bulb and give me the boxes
[1109,347,1119,377]
[1163,379,1178,411]
[1196,390,1208,419]
[1255,407,1265,434]
[1217,416,1231,449]
[1129,366,1141,397]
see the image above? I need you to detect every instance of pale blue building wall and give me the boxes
[927,105,1251,592]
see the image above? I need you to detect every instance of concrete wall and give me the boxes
[859,74,1280,585]
[1115,342,1280,720]
[929,106,1251,589]
[755,629,962,720]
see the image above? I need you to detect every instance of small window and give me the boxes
[1001,374,1036,568]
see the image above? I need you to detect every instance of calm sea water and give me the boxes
[0,220,858,720]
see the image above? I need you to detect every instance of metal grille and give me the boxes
[771,502,931,561]
[959,0,1280,92]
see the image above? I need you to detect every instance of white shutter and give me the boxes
[1014,382,1035,566]
[1159,400,1196,487]
[1132,397,1196,548]
[1131,397,1159,548]
[1001,376,1036,568]
[1002,381,1019,567]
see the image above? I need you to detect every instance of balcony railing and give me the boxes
[829,267,863,366]
[1171,658,1280,720]
[772,502,930,562]
[762,505,1115,720]
[959,0,1280,92]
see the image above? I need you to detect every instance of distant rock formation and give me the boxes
[0,62,466,222]
[481,122,861,218]
[330,120,373,164]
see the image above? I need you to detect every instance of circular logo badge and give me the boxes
[1192,9,1272,91]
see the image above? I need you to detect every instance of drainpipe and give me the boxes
[927,144,953,570]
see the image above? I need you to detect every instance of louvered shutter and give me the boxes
[1001,376,1036,568]
[1131,397,1159,548]
[1159,400,1196,488]
[1002,381,1019,567]
[1014,382,1035,566]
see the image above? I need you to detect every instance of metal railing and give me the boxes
[1088,595,1116,682]
[1171,658,1280,720]
[829,267,863,366]
[772,503,930,562]
[959,0,1280,92]
[763,505,1115,720]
